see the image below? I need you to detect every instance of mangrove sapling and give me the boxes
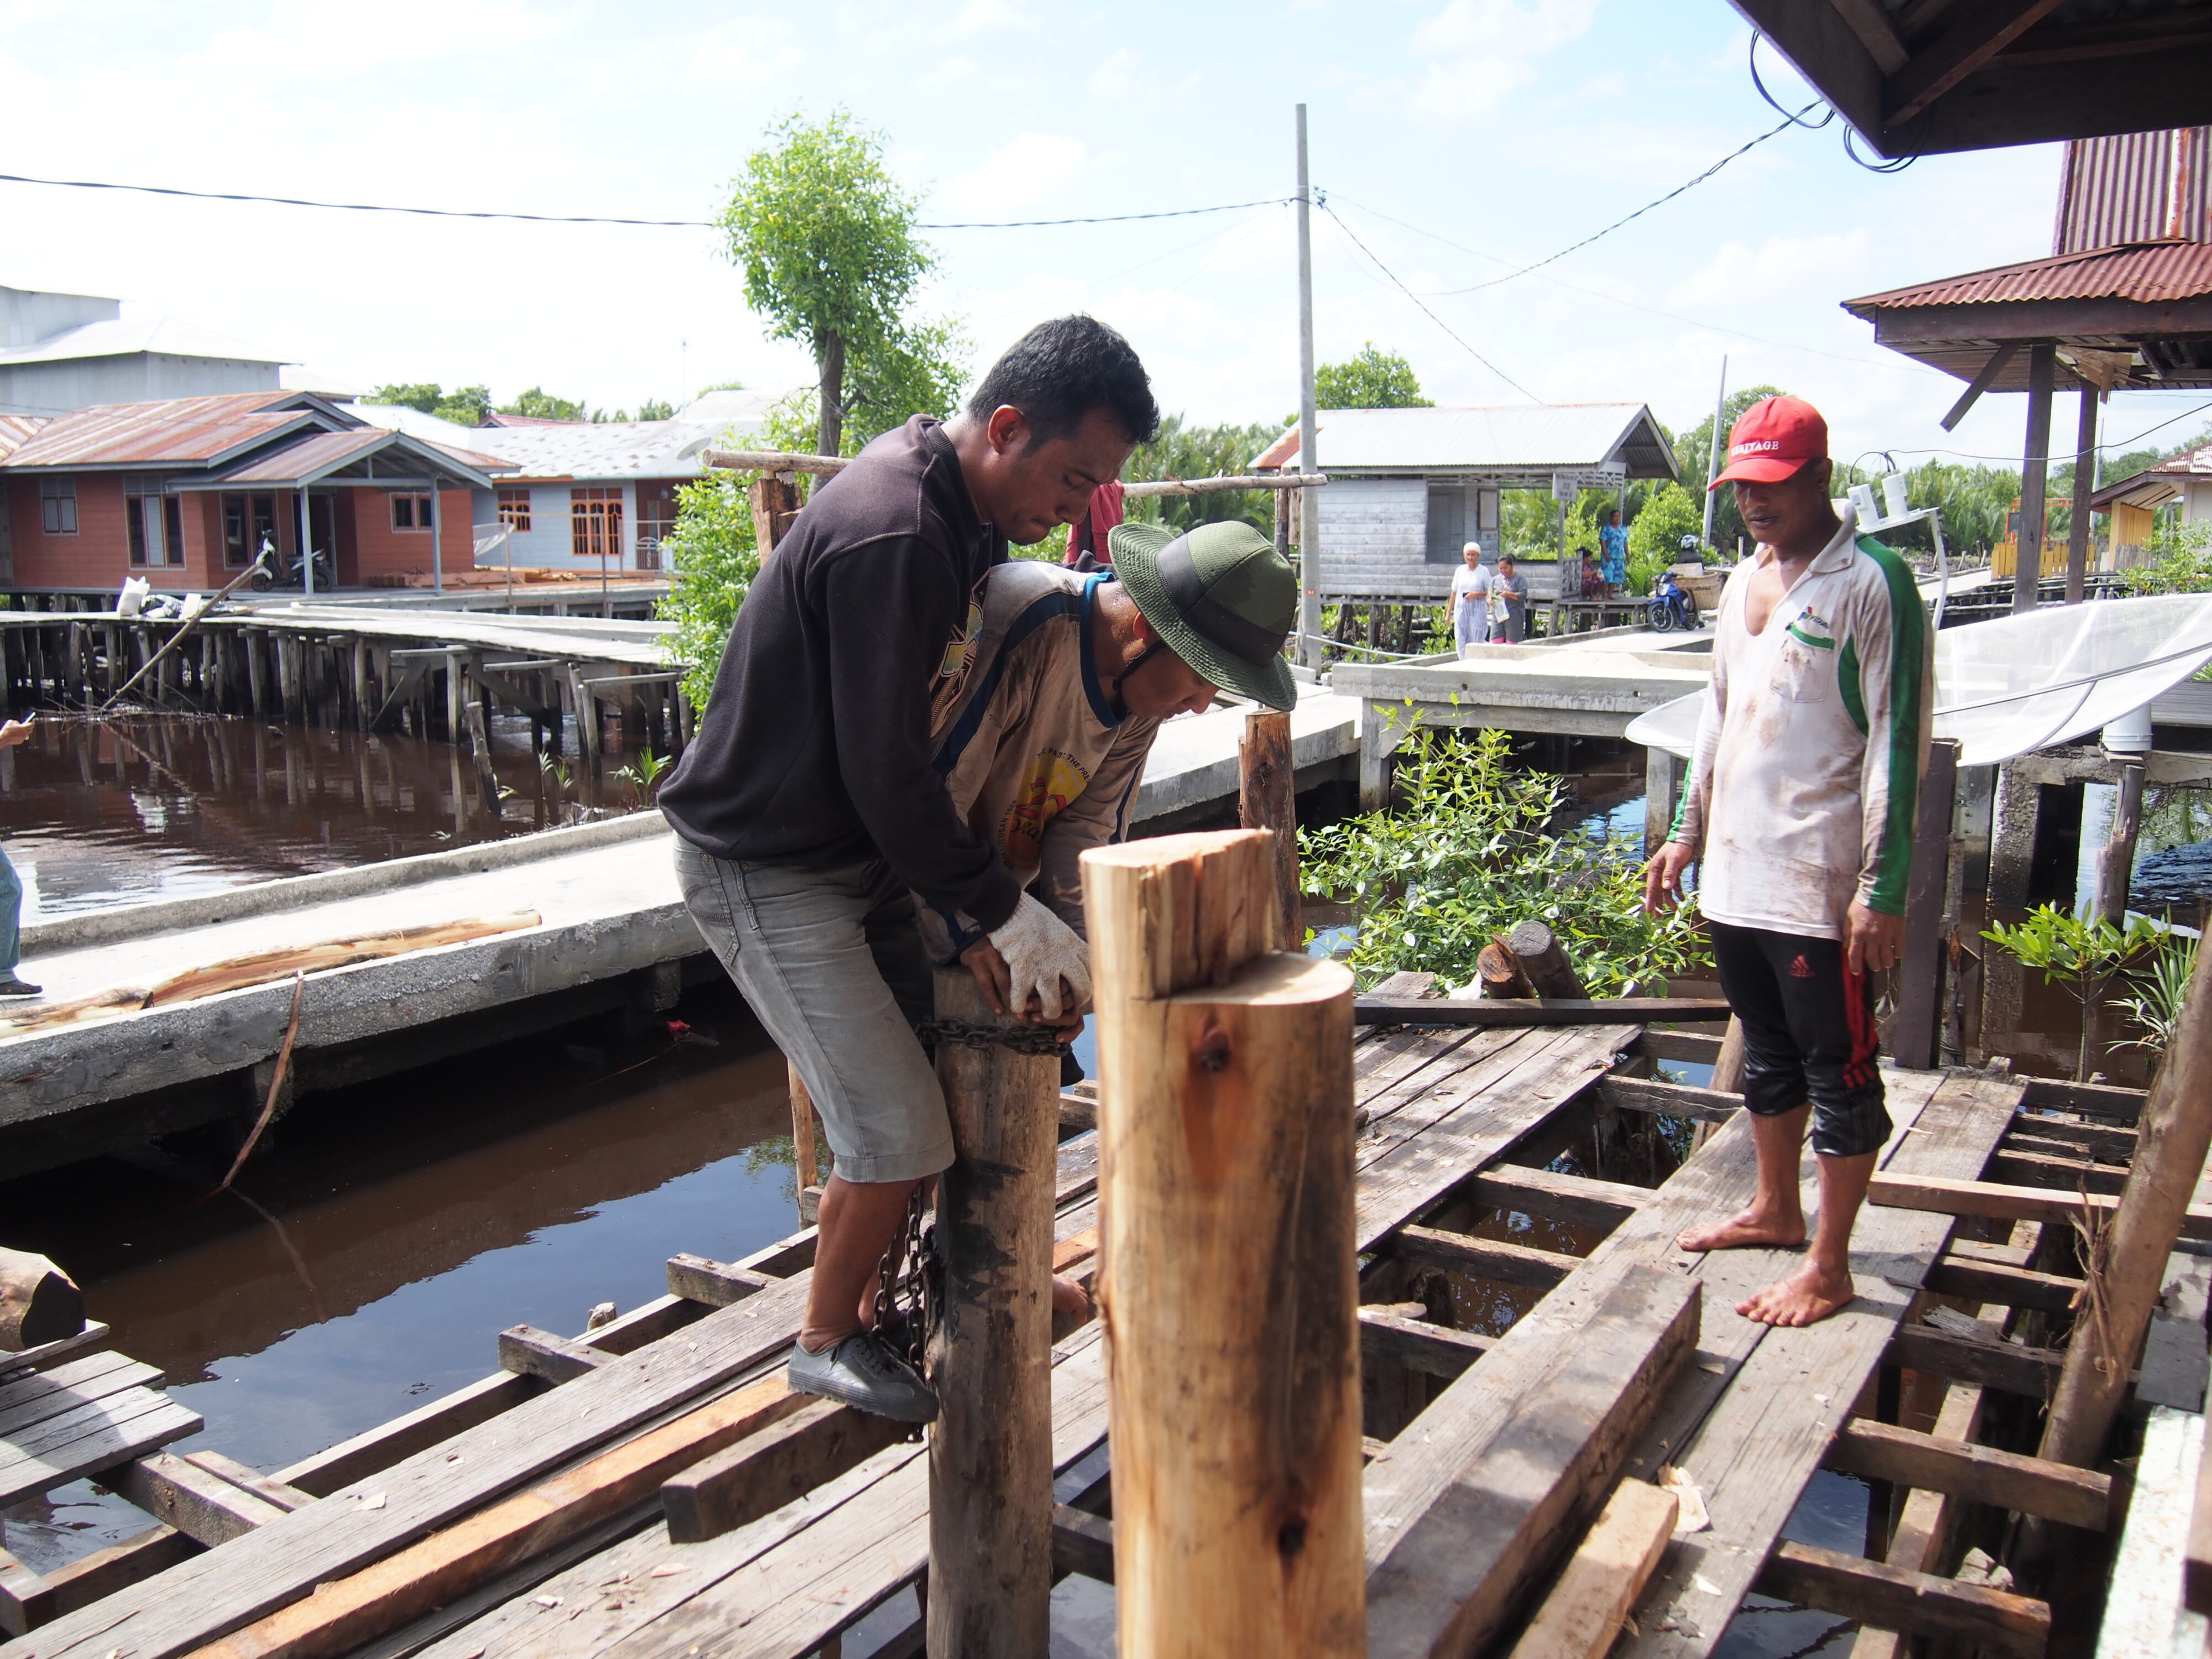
[2115,930,2201,1060]
[1299,727,1708,997]
[1981,905,2175,1081]
[614,744,671,802]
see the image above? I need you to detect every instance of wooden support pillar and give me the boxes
[2066,385,2096,606]
[2091,760,2146,925]
[1239,709,1301,945]
[1644,744,1687,858]
[2013,342,2056,615]
[787,1063,820,1218]
[1987,763,2039,909]
[462,703,500,819]
[2037,942,2212,1470]
[244,630,265,717]
[445,655,464,744]
[926,967,1061,1659]
[1891,738,1959,1070]
[748,472,803,557]
[351,639,369,729]
[1081,830,1363,1658]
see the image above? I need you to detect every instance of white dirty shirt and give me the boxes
[917,561,1161,962]
[1671,505,1932,941]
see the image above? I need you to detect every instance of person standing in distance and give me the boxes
[1488,554,1528,643]
[1643,394,1931,1327]
[1449,541,1490,659]
[658,316,1160,1421]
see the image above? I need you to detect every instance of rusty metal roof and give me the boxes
[0,392,321,470]
[216,427,503,490]
[2089,441,2212,510]
[0,415,45,462]
[1843,239,2212,313]
[2056,128,2211,254]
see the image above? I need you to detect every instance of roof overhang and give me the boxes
[210,429,505,492]
[1730,0,2212,159]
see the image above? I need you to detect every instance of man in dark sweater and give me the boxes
[659,316,1159,1421]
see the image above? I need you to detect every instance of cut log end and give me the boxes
[0,1250,86,1352]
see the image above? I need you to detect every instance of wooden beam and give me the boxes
[661,1397,909,1545]
[1886,1324,2069,1399]
[1051,1505,1118,1585]
[1832,0,1911,70]
[2019,1076,2146,1121]
[1626,1029,1723,1067]
[1753,1540,2049,1657]
[1503,1480,1677,1659]
[181,1451,311,1514]
[1357,997,1731,1028]
[1393,1223,1579,1290]
[1884,0,2067,127]
[105,1453,289,1547]
[1924,1255,2083,1314]
[1359,1308,1494,1381]
[1870,1171,2212,1238]
[270,1371,535,1498]
[1465,1166,1648,1232]
[1822,1419,2110,1530]
[0,1548,53,1638]
[1938,341,2017,431]
[1988,1147,2126,1196]
[665,1253,779,1307]
[1239,709,1301,945]
[30,1526,197,1624]
[184,1378,806,1659]
[1597,1074,1741,1125]
[494,1326,604,1385]
[1890,737,1958,1069]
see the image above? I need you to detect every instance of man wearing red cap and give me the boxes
[1643,394,1931,1328]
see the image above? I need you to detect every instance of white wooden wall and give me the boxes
[1312,477,1559,600]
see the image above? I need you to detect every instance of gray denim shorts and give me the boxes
[675,837,952,1185]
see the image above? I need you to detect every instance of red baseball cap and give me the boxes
[1708,395,1828,492]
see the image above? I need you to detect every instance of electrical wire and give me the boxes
[0,168,1293,231]
[1421,98,1826,296]
[1318,204,1538,400]
[1872,400,2212,466]
[1746,32,1837,129]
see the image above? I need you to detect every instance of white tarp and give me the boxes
[1626,594,2212,768]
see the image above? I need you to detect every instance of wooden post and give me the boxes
[1504,919,1588,998]
[1239,709,1302,945]
[462,703,500,820]
[2038,941,2212,1470]
[2066,385,2096,606]
[0,1248,84,1352]
[2014,341,2056,615]
[748,472,803,557]
[1644,745,1686,858]
[1081,829,1363,1658]
[926,967,1061,1659]
[787,1063,820,1213]
[1891,738,1960,1070]
[2091,760,2146,926]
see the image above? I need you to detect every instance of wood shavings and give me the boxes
[534,1595,562,1609]
[1696,1359,1725,1375]
[1657,1465,1710,1535]
[458,1648,485,1659]
[358,1492,387,1510]
[648,1564,688,1578]
[1693,1573,1723,1597]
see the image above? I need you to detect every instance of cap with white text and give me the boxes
[1708,395,1828,492]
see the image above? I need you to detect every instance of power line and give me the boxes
[1881,400,2212,467]
[1422,101,1824,296]
[0,169,1291,231]
[1319,204,1538,401]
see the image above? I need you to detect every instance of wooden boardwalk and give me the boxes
[3,1008,2145,1659]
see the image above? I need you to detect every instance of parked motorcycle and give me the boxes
[1647,570,1701,633]
[247,534,335,593]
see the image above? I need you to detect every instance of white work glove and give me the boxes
[987,893,1092,1021]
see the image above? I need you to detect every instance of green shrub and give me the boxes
[1626,482,1704,596]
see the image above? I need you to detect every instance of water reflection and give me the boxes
[0,711,653,920]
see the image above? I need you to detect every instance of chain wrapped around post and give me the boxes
[872,1183,935,1379]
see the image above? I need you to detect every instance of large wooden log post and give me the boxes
[2037,941,2212,1472]
[1239,709,1302,945]
[1891,738,1960,1070]
[1081,830,1364,1657]
[2091,760,2146,926]
[0,1249,84,1352]
[925,967,1061,1659]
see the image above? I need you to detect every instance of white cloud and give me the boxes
[937,134,1092,215]
[1406,0,1603,123]
[1088,48,1142,100]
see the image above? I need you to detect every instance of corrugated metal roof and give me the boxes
[466,419,723,481]
[216,427,504,489]
[0,415,45,462]
[2089,442,2212,509]
[0,314,290,368]
[1843,239,2212,312]
[1,392,316,469]
[2055,128,2211,254]
[1250,403,1676,478]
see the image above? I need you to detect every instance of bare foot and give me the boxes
[1675,1207,1807,1254]
[1052,1274,1092,1317]
[1736,1260,1855,1326]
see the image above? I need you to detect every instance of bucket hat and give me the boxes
[1105,519,1298,711]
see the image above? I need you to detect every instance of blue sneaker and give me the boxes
[789,1330,937,1423]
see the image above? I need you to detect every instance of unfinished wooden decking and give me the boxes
[2,1007,2148,1659]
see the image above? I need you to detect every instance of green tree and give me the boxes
[1313,343,1431,410]
[1673,383,1786,558]
[367,383,491,426]
[1124,416,1286,538]
[635,398,676,422]
[368,382,442,414]
[656,472,759,712]
[1626,482,1704,594]
[718,109,941,458]
[501,387,590,421]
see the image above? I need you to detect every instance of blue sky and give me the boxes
[3,0,2205,473]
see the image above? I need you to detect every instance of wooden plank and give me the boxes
[0,1389,204,1509]
[664,1256,777,1309]
[1870,1171,2212,1239]
[2006,1114,2137,1160]
[271,1373,538,1498]
[1754,1541,2048,1656]
[1924,1255,2083,1313]
[1886,1324,2067,1398]
[1597,1077,1740,1125]
[0,1353,159,1439]
[1357,1029,1530,1142]
[1504,1480,1677,1659]
[33,1527,198,1624]
[180,1452,312,1514]
[496,1327,605,1385]
[1393,1224,1579,1290]
[1050,1505,1117,1585]
[1364,1264,1700,1659]
[661,1399,908,1545]
[1627,1031,1724,1067]
[2138,1251,2211,1413]
[1821,1419,2110,1531]
[1989,1147,2127,1195]
[182,1378,807,1659]
[1357,997,1731,1027]
[107,1454,290,1547]
[1467,1166,1648,1231]
[0,1550,52,1639]
[0,1325,113,1382]
[2019,1077,2146,1121]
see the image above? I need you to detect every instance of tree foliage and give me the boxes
[1625,482,1704,595]
[368,382,492,427]
[1300,727,1710,997]
[656,470,759,713]
[1124,415,1286,538]
[718,109,945,457]
[1313,343,1431,410]
[1672,383,1786,557]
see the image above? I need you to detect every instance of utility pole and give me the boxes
[1295,103,1322,669]
[1700,354,1728,552]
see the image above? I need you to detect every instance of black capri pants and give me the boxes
[1708,919,1891,1159]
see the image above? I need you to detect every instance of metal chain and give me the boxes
[872,1184,935,1376]
[911,1015,1070,1057]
